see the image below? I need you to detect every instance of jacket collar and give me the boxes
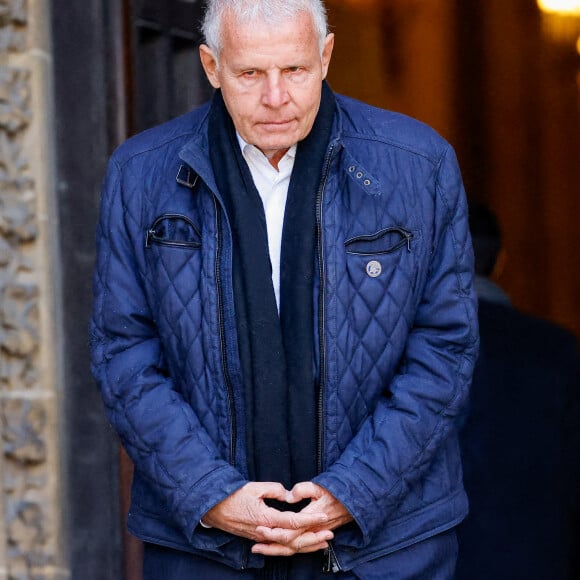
[175,86,387,199]
[178,129,218,192]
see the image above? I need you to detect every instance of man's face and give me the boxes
[200,11,334,166]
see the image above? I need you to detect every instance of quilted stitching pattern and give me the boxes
[128,146,235,456]
[326,153,425,457]
[314,119,478,560]
[90,95,478,568]
[90,120,248,555]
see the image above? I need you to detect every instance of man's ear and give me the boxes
[321,33,335,80]
[199,44,221,88]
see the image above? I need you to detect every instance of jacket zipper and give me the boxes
[316,143,342,574]
[214,196,250,570]
[344,226,414,255]
[316,142,335,475]
[212,196,237,467]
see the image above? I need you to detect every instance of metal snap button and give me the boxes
[366,260,382,278]
[348,165,356,173]
[364,179,371,186]
[356,172,363,179]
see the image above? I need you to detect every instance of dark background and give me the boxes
[49,0,579,577]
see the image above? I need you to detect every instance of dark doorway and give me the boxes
[119,1,212,578]
[51,0,210,578]
[127,0,213,135]
[51,0,126,578]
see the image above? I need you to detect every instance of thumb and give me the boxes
[287,482,324,503]
[255,482,292,503]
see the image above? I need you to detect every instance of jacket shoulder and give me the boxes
[110,102,211,167]
[335,93,450,164]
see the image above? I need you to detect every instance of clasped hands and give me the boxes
[201,481,353,557]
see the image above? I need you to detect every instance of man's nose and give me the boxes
[261,73,289,108]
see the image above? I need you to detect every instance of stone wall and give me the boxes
[0,1,67,578]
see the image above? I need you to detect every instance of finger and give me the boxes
[257,482,290,502]
[252,539,331,557]
[294,530,334,549]
[255,526,301,546]
[251,543,295,557]
[256,526,333,546]
[262,509,328,531]
[299,495,331,515]
[288,481,323,503]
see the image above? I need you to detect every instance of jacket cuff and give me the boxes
[313,470,374,549]
[175,464,248,549]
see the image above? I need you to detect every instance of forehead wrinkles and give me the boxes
[220,12,319,67]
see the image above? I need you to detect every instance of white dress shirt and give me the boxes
[237,134,297,311]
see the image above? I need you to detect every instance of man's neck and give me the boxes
[265,148,290,170]
[235,133,292,171]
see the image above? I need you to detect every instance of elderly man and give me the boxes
[90,0,478,578]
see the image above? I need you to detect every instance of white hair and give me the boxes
[201,0,329,59]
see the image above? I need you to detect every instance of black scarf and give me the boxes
[208,83,336,489]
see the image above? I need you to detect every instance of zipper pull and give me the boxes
[322,548,333,574]
[145,228,155,248]
[322,545,340,574]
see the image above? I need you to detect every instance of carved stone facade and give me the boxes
[0,1,67,578]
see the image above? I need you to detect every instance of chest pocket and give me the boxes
[145,214,201,249]
[345,226,413,255]
[143,212,204,330]
[343,225,420,307]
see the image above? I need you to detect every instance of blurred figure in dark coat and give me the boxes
[456,201,580,580]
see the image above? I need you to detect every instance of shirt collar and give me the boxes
[236,132,297,163]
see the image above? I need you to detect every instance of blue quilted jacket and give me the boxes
[90,91,479,572]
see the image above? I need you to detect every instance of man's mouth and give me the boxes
[259,119,294,128]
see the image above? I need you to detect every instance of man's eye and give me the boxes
[242,70,257,77]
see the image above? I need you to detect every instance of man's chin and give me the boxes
[252,125,305,148]
[253,138,296,157]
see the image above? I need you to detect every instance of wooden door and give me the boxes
[119,1,211,578]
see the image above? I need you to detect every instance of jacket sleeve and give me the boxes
[313,144,479,547]
[90,157,247,549]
